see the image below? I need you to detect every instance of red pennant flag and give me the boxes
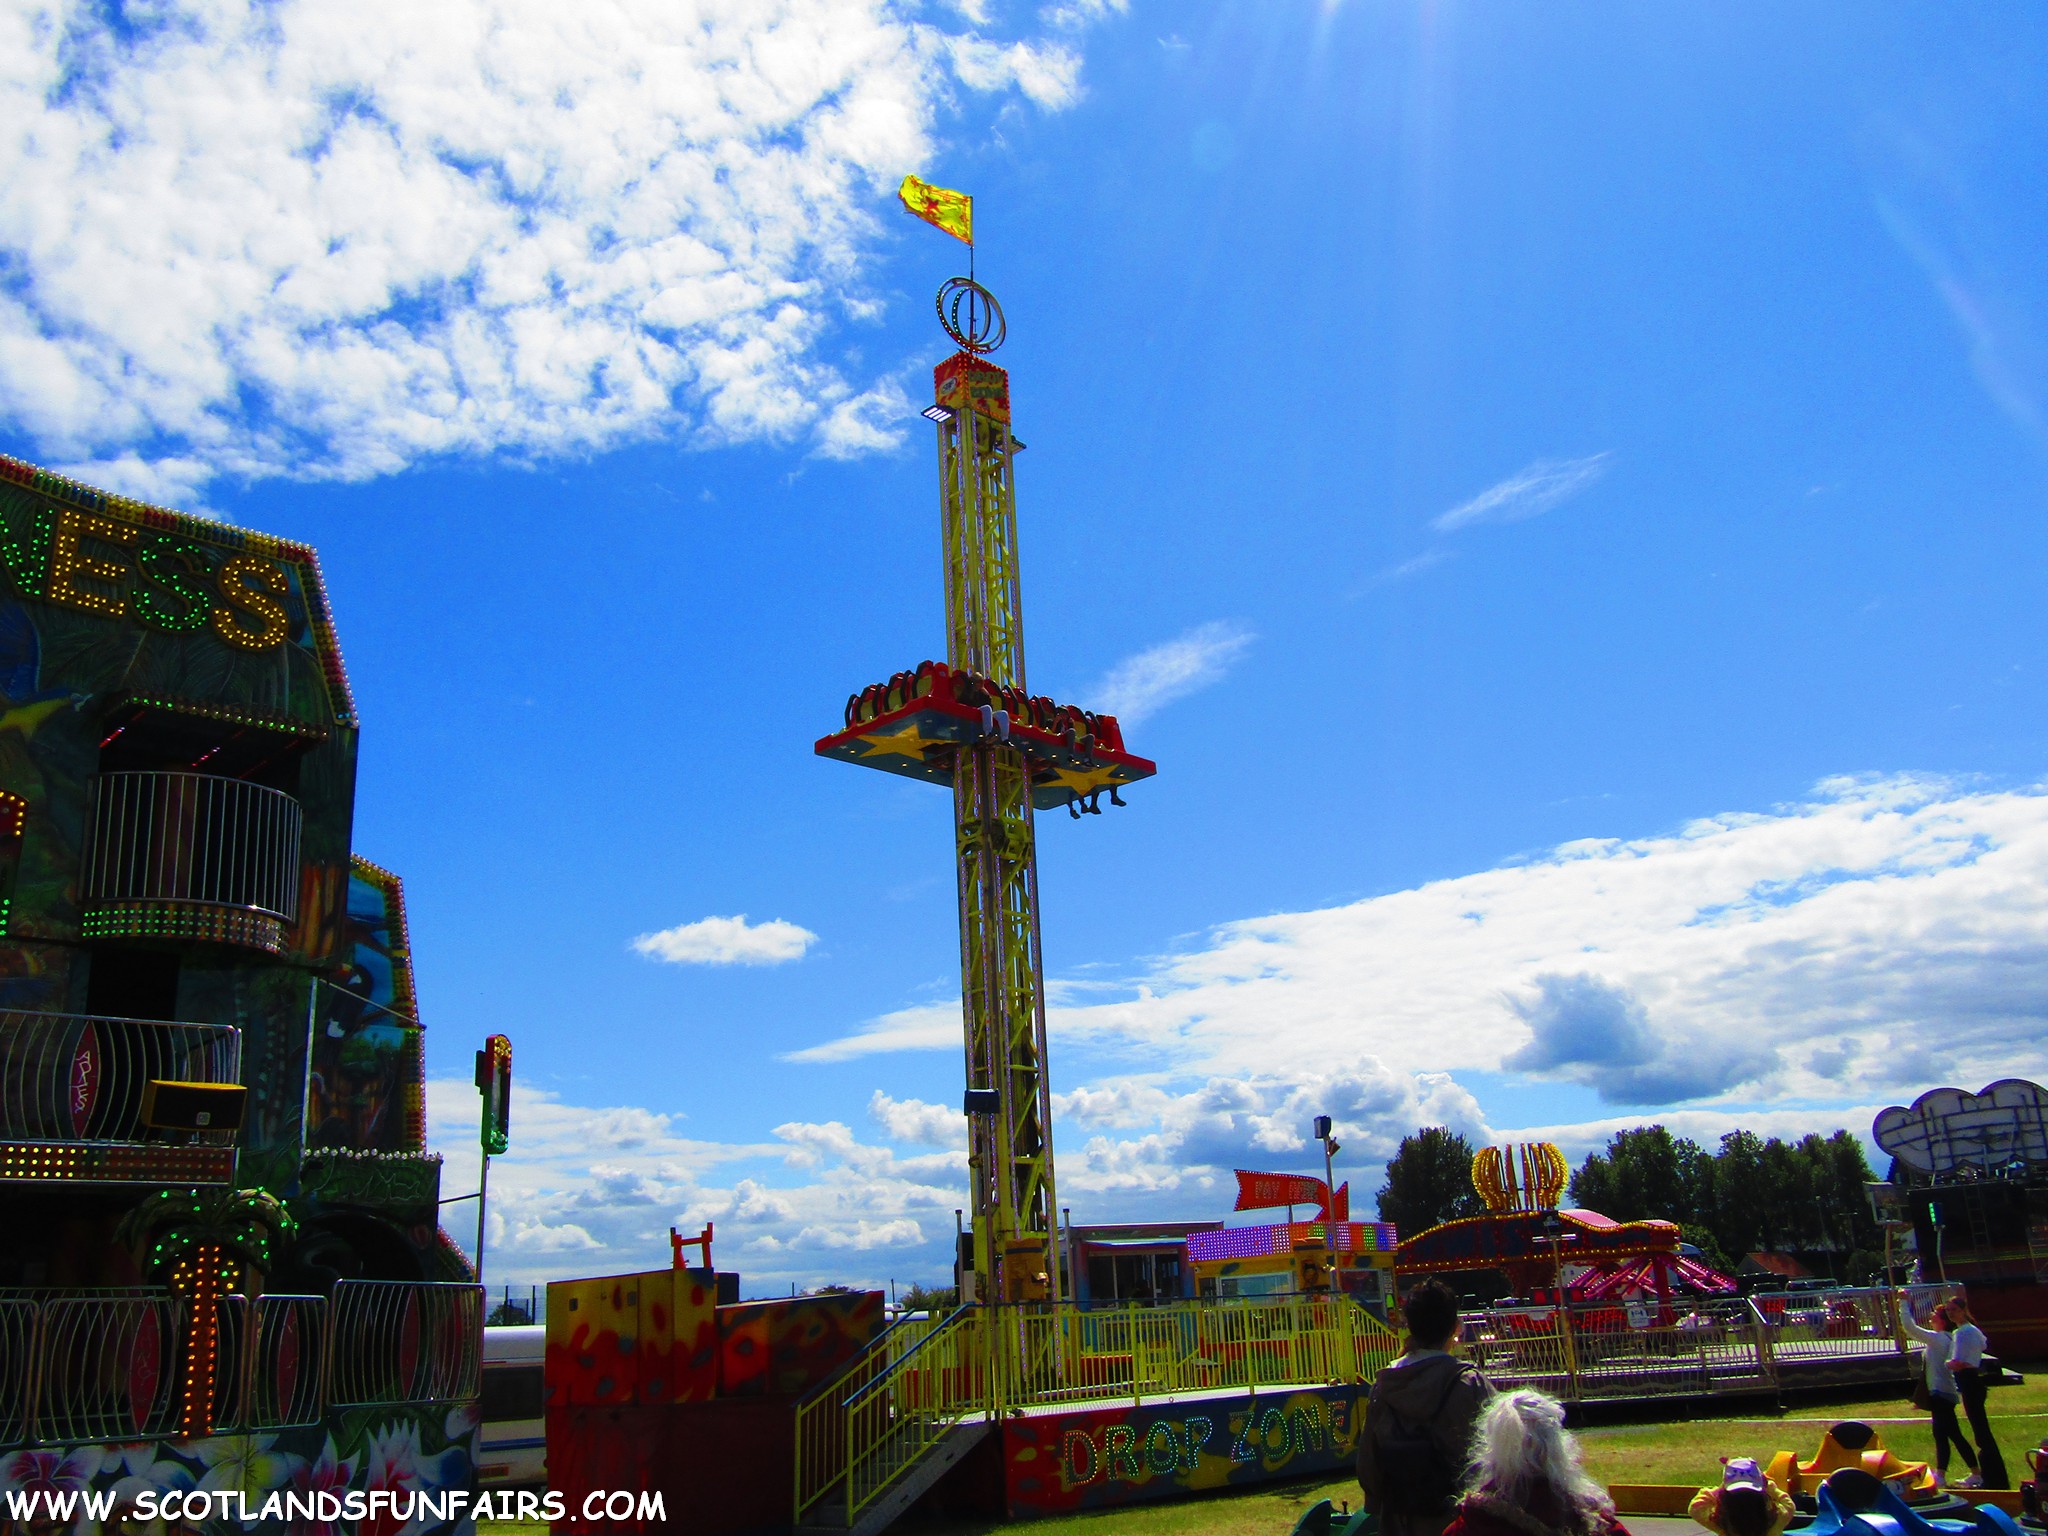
[1233,1169,1331,1215]
[1333,1181,1350,1221]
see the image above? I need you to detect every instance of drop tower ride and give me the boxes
[816,278,1155,1306]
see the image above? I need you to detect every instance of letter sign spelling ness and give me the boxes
[476,1034,512,1154]
[0,499,294,649]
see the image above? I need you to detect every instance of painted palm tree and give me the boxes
[117,1186,295,1437]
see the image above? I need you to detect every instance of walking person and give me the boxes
[1899,1291,1980,1487]
[1948,1297,2008,1487]
[1357,1278,1493,1536]
[1443,1388,1633,1536]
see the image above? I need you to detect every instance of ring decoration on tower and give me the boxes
[936,276,1005,354]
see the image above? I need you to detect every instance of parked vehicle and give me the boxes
[480,1324,545,1487]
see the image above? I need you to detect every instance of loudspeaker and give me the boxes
[141,1080,247,1133]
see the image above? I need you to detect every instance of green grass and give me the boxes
[476,1372,2048,1536]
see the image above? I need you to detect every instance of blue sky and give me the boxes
[5,1,2047,1291]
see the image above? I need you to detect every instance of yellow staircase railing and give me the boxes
[793,1296,1400,1529]
[794,1304,987,1529]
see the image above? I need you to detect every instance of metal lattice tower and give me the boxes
[935,351,1057,1304]
[816,281,1155,1308]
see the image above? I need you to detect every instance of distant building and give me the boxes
[1063,1220,1220,1305]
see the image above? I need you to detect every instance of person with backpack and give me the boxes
[1357,1278,1493,1536]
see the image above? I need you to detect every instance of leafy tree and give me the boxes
[899,1283,959,1313]
[1376,1127,1485,1235]
[1568,1122,1879,1277]
[1713,1130,1769,1259]
[1570,1126,1700,1223]
[1677,1222,1734,1275]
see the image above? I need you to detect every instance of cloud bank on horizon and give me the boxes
[0,0,1109,503]
[439,772,2048,1291]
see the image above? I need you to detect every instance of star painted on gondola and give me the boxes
[855,722,942,761]
[1046,762,1127,795]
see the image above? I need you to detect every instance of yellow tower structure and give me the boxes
[816,279,1156,1306]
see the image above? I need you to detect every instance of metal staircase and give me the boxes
[792,1307,989,1536]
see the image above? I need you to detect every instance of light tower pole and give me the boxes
[816,277,1156,1310]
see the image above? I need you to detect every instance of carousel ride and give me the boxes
[1394,1141,1739,1310]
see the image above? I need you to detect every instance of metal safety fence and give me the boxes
[793,1296,1401,1529]
[248,1292,329,1428]
[1464,1285,1948,1403]
[0,1280,480,1447]
[328,1280,482,1408]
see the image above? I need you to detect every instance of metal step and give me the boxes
[795,1420,991,1536]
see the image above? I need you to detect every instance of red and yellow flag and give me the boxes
[899,173,972,245]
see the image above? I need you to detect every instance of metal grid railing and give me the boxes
[247,1293,329,1428]
[0,1010,241,1144]
[0,1282,478,1447]
[997,1293,1400,1408]
[82,770,303,919]
[0,1298,35,1445]
[28,1291,181,1443]
[1464,1285,1939,1402]
[1751,1286,1913,1369]
[328,1280,482,1408]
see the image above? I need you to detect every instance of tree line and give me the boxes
[1375,1124,1884,1282]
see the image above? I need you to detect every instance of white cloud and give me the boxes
[0,0,1101,491]
[431,774,2048,1286]
[1433,453,1612,533]
[1510,1105,1890,1169]
[795,1218,926,1250]
[1084,620,1254,725]
[1035,774,2048,1104]
[1874,194,2047,451]
[869,1090,964,1146]
[1505,972,1776,1105]
[633,914,817,966]
[1056,1066,1491,1200]
[1365,548,1455,587]
[782,1000,960,1061]
[1043,0,1130,30]
[427,1076,965,1290]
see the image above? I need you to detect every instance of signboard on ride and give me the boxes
[476,1034,511,1155]
[1233,1169,1329,1216]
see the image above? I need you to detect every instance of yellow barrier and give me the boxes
[792,1296,1401,1528]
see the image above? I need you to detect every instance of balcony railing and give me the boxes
[0,1281,482,1448]
[0,1010,241,1146]
[81,770,303,921]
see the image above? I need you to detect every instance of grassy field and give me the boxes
[477,1373,2048,1536]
